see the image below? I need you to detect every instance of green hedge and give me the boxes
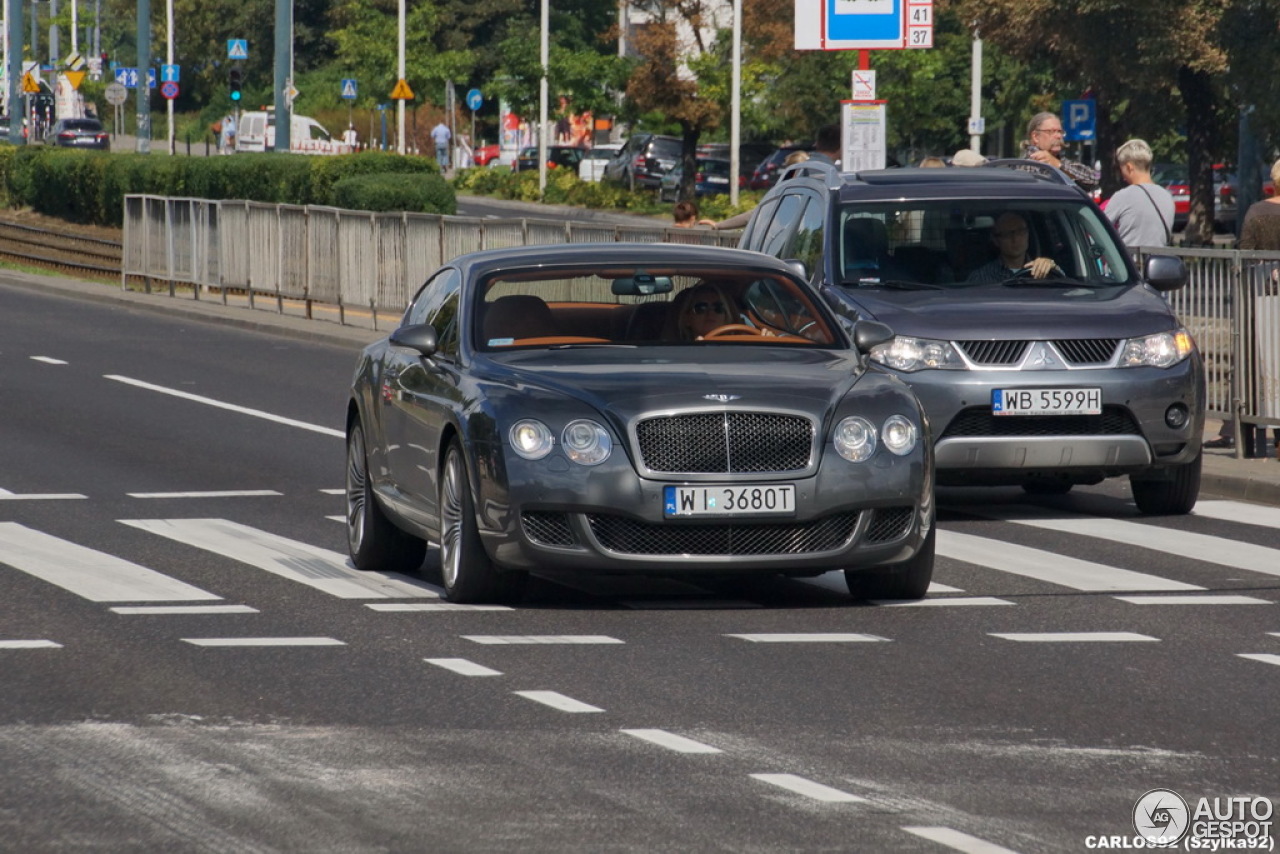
[0,147,454,226]
[331,172,457,215]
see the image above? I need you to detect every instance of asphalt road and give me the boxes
[2,281,1278,853]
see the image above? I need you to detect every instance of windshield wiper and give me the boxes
[844,279,946,291]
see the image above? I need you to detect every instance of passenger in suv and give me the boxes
[739,160,1205,515]
[602,133,683,190]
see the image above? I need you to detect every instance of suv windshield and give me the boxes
[837,198,1132,290]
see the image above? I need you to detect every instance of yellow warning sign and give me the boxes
[389,78,414,100]
[22,72,40,94]
[64,70,86,90]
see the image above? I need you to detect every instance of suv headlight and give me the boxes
[870,336,965,372]
[1120,329,1194,368]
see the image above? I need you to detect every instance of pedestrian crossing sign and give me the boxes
[341,79,357,100]
[227,39,249,61]
[22,72,40,93]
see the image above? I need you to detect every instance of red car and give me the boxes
[472,143,500,167]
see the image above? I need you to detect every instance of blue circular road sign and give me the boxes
[466,88,483,111]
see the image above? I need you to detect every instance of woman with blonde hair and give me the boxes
[672,282,738,340]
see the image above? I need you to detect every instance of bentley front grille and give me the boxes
[587,513,859,556]
[635,412,814,474]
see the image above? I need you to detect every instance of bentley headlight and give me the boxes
[881,415,918,456]
[1120,328,1194,368]
[870,336,965,372]
[834,416,877,462]
[562,419,612,466]
[510,419,555,460]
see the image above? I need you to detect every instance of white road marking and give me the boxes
[0,522,222,602]
[1113,595,1270,606]
[110,605,259,615]
[621,729,723,754]
[797,571,964,595]
[182,637,345,647]
[104,375,344,437]
[977,505,1280,579]
[121,518,437,599]
[464,635,624,645]
[368,603,513,612]
[0,640,62,649]
[727,633,889,643]
[424,658,503,676]
[872,596,1015,607]
[1238,654,1280,667]
[319,489,346,495]
[749,773,866,803]
[990,632,1159,642]
[30,356,68,365]
[1194,500,1280,529]
[939,530,1202,592]
[126,490,283,499]
[903,825,1024,853]
[0,488,87,500]
[513,691,604,713]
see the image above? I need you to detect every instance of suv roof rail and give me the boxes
[778,159,841,185]
[981,158,1078,187]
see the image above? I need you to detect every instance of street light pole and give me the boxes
[730,0,741,206]
[396,0,404,154]
[538,0,548,195]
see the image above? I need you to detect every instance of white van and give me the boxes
[235,111,353,154]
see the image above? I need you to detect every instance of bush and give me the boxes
[330,172,456,214]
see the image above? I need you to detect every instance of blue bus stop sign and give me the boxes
[1063,99,1096,142]
[466,88,483,111]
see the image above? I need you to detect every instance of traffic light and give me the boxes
[229,68,242,102]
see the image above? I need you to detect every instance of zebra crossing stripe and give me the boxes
[0,522,222,602]
[1194,500,1280,529]
[513,691,604,712]
[622,729,722,754]
[938,530,1202,592]
[974,505,1280,579]
[120,519,437,599]
[749,773,866,803]
[0,640,62,649]
[902,826,1024,853]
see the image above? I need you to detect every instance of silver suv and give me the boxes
[739,161,1205,514]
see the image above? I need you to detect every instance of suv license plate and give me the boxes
[664,484,796,517]
[993,388,1102,416]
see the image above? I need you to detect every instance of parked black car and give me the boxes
[512,145,584,173]
[602,133,682,189]
[346,242,935,603]
[747,144,814,190]
[739,159,1205,515]
[45,117,109,150]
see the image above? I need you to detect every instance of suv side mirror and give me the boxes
[852,320,895,354]
[1144,255,1188,292]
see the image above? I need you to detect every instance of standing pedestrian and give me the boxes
[431,120,452,171]
[220,114,237,154]
[1023,111,1099,192]
[1105,139,1175,248]
[807,124,841,167]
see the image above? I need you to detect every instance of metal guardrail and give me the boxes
[121,195,1280,441]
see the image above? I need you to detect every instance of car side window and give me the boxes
[759,194,806,258]
[781,194,826,275]
[404,267,462,331]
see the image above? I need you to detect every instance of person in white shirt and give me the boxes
[1105,138,1175,248]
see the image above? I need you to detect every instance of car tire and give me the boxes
[1129,453,1202,515]
[346,421,427,573]
[844,523,936,601]
[439,440,528,604]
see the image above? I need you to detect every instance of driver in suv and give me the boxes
[739,160,1205,515]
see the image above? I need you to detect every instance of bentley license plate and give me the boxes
[664,484,796,517]
[993,387,1102,416]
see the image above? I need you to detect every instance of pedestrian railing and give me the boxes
[121,195,1280,445]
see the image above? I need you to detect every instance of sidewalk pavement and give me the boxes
[6,266,1280,509]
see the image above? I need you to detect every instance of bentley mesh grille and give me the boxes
[1052,338,1121,365]
[586,513,859,556]
[940,405,1141,439]
[865,507,914,543]
[956,340,1029,366]
[521,512,577,547]
[635,412,814,474]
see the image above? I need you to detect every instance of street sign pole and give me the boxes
[136,0,149,153]
[165,0,173,155]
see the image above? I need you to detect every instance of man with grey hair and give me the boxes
[1105,139,1175,247]
[1022,111,1100,191]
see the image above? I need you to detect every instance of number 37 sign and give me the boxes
[794,0,933,50]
